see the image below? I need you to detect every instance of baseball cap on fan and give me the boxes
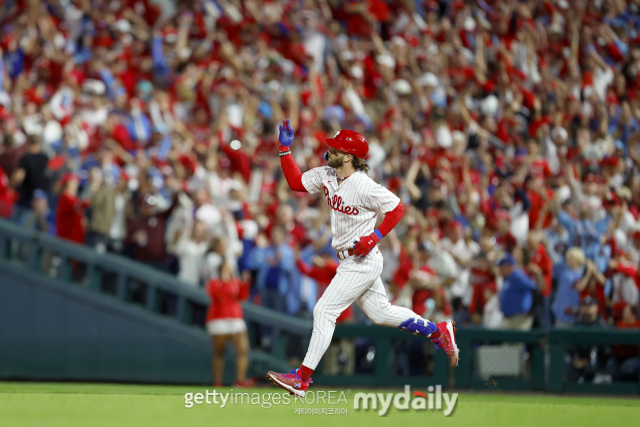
[498,254,516,267]
[33,189,48,201]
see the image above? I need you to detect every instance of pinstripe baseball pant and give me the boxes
[302,248,427,370]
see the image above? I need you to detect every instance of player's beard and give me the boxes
[327,153,345,169]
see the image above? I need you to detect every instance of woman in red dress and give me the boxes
[55,174,89,244]
[206,261,252,387]
[55,173,90,280]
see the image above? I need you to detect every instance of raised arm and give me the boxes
[279,119,308,193]
[405,159,424,202]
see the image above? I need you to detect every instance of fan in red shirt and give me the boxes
[206,261,252,388]
[525,231,554,329]
[575,259,608,320]
[0,165,16,218]
[468,254,497,323]
[219,138,252,184]
[55,173,90,281]
[390,241,414,290]
[484,209,517,251]
[528,99,552,137]
[89,115,136,158]
[410,264,436,315]
[56,174,89,245]
[296,253,352,323]
[408,248,453,320]
[343,0,389,38]
[186,107,212,150]
[526,138,553,179]
[526,174,554,230]
[526,232,553,298]
[266,204,308,248]
[605,254,640,322]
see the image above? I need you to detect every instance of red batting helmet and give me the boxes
[326,130,369,159]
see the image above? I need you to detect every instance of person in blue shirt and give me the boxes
[2,38,25,80]
[544,215,571,278]
[247,226,299,351]
[552,247,587,327]
[498,254,537,330]
[247,226,297,314]
[151,33,171,81]
[556,199,611,273]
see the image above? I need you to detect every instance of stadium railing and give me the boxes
[455,327,640,395]
[312,324,451,388]
[454,328,547,391]
[242,302,313,361]
[0,219,209,325]
[548,328,640,394]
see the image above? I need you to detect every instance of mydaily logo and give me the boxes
[353,385,458,416]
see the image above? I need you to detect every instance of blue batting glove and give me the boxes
[278,119,294,147]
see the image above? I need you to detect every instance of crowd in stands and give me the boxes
[1,0,639,374]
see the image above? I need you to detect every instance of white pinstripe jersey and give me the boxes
[301,167,400,253]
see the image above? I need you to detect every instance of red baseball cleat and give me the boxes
[432,320,460,367]
[266,369,312,397]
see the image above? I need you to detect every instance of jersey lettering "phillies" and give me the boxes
[301,167,400,253]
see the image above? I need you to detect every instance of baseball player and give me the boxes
[267,120,459,397]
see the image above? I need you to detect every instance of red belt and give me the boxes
[336,249,355,260]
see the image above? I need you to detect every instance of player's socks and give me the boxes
[429,327,441,339]
[300,365,314,382]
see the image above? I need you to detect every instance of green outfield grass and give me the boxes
[1,382,638,427]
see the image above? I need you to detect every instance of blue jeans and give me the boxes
[534,295,552,332]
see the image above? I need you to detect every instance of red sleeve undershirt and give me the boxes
[377,202,404,237]
[280,149,307,192]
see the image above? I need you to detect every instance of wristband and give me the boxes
[374,229,383,240]
[279,150,292,157]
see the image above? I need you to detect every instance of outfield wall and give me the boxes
[0,261,290,385]
[0,262,215,384]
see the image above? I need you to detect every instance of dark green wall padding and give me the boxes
[0,260,290,384]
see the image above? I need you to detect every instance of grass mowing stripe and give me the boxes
[1,391,638,427]
[1,382,640,407]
